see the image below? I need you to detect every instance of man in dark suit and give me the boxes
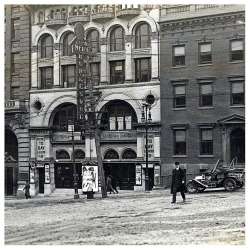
[171,162,186,203]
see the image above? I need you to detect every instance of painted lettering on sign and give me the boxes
[144,134,154,160]
[36,137,45,161]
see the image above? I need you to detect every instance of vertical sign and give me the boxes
[144,134,154,160]
[36,137,45,161]
[30,167,35,183]
[135,164,142,185]
[44,163,50,184]
[154,164,161,186]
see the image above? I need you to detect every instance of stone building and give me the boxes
[4,5,31,196]
[159,4,245,179]
[26,4,161,196]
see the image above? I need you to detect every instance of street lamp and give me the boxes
[68,120,79,199]
[141,103,152,192]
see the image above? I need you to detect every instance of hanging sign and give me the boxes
[82,165,98,192]
[44,163,50,184]
[135,164,142,186]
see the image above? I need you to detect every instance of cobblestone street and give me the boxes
[4,188,245,245]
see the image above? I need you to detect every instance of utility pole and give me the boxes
[71,22,107,198]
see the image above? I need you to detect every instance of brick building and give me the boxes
[159,4,245,179]
[5,5,31,196]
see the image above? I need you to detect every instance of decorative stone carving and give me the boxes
[151,32,158,39]
[125,35,133,43]
[100,37,108,45]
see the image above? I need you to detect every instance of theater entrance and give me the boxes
[103,163,136,190]
[55,163,82,188]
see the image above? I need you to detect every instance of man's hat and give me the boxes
[175,161,180,166]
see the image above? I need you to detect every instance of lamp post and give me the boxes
[141,103,152,192]
[68,120,79,199]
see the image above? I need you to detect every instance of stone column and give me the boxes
[151,32,159,81]
[53,43,60,87]
[125,35,133,83]
[31,46,38,89]
[100,38,108,85]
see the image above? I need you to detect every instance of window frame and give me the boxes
[62,65,76,88]
[199,42,212,65]
[11,18,20,40]
[172,45,185,67]
[110,60,125,85]
[173,85,186,109]
[173,129,187,156]
[135,58,151,83]
[231,81,245,106]
[200,128,214,155]
[199,83,213,107]
[110,26,125,52]
[40,67,53,89]
[230,39,244,62]
[62,32,74,56]
[135,23,151,49]
[41,35,53,59]
[86,29,100,53]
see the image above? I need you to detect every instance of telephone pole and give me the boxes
[71,22,107,198]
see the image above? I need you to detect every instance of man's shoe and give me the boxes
[182,198,186,203]
[171,201,175,203]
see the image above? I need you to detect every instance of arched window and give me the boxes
[74,150,85,159]
[52,104,80,132]
[101,100,137,131]
[104,150,119,159]
[122,149,137,159]
[63,32,74,56]
[56,150,70,159]
[135,23,151,49]
[110,26,124,51]
[86,29,100,53]
[41,34,53,58]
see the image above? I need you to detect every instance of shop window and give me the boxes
[110,26,125,51]
[62,65,76,88]
[135,23,151,49]
[56,150,70,159]
[173,45,185,67]
[173,85,186,108]
[110,60,125,85]
[231,81,244,105]
[63,32,74,56]
[40,67,53,89]
[174,129,186,155]
[104,150,119,159]
[87,29,100,53]
[199,42,212,64]
[200,83,213,107]
[230,40,244,61]
[200,129,213,155]
[41,34,53,58]
[135,58,151,82]
[122,149,137,159]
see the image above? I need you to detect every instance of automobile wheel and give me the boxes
[224,178,236,191]
[197,186,206,192]
[186,181,198,193]
[238,182,244,188]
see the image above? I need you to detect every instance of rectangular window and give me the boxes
[200,129,213,155]
[62,65,76,88]
[110,60,125,85]
[135,58,151,82]
[40,67,53,89]
[174,130,186,155]
[200,84,213,107]
[90,63,100,86]
[199,42,212,64]
[11,6,20,17]
[174,85,186,108]
[173,45,185,67]
[11,86,20,100]
[230,40,244,61]
[231,81,244,105]
[11,53,20,74]
[12,19,20,39]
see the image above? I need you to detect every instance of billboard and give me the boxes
[82,165,98,192]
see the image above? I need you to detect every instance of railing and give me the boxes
[5,100,27,110]
[195,4,220,11]
[92,5,115,14]
[47,12,67,20]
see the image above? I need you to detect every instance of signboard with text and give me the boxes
[82,165,98,192]
[36,137,45,161]
[144,134,154,160]
[135,164,142,186]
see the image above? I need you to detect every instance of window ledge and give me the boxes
[198,106,214,109]
[230,105,245,108]
[172,66,186,69]
[198,64,213,67]
[173,155,187,158]
[199,155,214,158]
[229,61,244,64]
[172,108,187,111]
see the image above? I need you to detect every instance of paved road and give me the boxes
[4,188,245,245]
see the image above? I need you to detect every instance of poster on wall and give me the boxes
[144,134,154,160]
[30,167,35,183]
[36,137,45,161]
[135,164,142,186]
[154,164,161,186]
[82,165,98,192]
[44,163,50,184]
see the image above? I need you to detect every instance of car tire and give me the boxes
[186,181,198,193]
[197,186,206,192]
[224,178,236,191]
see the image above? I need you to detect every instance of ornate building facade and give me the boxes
[159,4,245,179]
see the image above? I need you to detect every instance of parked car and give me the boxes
[186,159,244,193]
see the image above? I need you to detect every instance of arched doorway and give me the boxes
[230,128,245,163]
[5,129,18,196]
